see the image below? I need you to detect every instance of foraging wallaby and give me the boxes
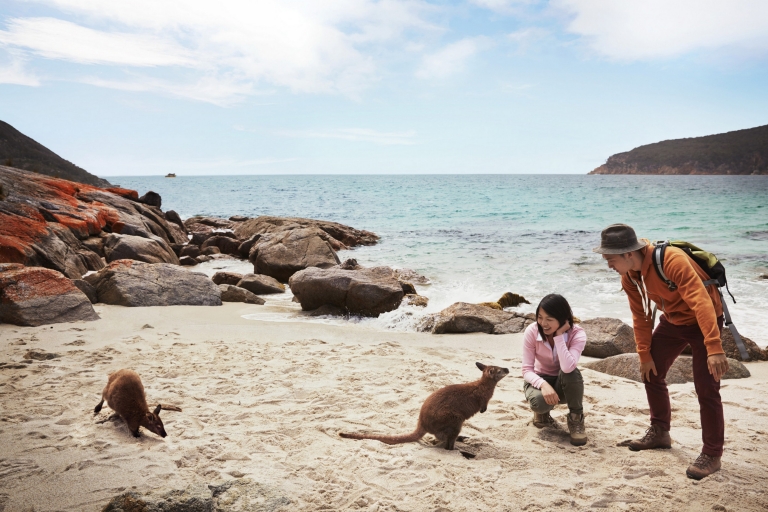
[340,362,509,451]
[94,369,177,438]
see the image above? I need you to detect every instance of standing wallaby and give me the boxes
[94,369,174,438]
[340,362,509,451]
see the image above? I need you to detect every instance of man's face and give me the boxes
[602,253,633,275]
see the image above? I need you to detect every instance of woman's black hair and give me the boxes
[536,293,574,340]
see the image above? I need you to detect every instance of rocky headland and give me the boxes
[589,124,768,175]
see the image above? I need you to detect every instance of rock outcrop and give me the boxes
[103,234,180,265]
[218,284,266,305]
[0,264,99,326]
[419,302,534,334]
[580,317,636,358]
[84,260,221,307]
[289,266,405,317]
[234,216,379,248]
[236,274,285,295]
[250,227,341,282]
[582,353,750,383]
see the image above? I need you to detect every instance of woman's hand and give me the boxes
[555,321,571,337]
[540,382,559,406]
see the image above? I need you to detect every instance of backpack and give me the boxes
[652,240,749,361]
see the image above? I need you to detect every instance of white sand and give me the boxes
[1,303,767,511]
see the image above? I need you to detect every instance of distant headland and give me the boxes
[0,120,111,187]
[590,124,768,175]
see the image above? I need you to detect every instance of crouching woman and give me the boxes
[522,293,588,446]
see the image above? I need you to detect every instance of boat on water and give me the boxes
[165,173,176,178]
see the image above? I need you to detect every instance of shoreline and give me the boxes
[1,304,767,511]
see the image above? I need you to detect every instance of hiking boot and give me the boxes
[532,412,558,429]
[628,424,672,451]
[567,412,588,446]
[686,453,721,480]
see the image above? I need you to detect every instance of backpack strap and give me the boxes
[716,288,750,361]
[652,241,677,291]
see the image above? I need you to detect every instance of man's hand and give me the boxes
[707,354,729,382]
[540,382,559,405]
[640,360,658,382]
[555,321,571,337]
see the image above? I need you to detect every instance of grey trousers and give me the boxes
[523,368,584,415]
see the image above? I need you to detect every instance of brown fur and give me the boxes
[94,369,170,438]
[339,362,509,451]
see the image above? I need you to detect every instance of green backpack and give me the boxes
[652,240,748,361]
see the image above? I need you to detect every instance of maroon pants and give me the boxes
[645,314,725,457]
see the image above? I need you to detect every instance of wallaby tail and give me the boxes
[339,425,426,445]
[158,404,182,412]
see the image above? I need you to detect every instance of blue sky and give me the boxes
[1,0,767,176]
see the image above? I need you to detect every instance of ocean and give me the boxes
[113,175,768,346]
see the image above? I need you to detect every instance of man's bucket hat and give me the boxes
[593,224,647,254]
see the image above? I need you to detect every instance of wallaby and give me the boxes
[93,369,180,438]
[340,362,509,452]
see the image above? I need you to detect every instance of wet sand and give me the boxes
[1,303,766,511]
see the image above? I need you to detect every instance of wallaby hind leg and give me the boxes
[442,427,462,451]
[94,399,104,414]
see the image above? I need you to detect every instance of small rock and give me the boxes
[229,215,249,222]
[219,285,266,305]
[393,268,430,285]
[237,274,285,295]
[142,324,154,329]
[212,272,244,286]
[403,294,429,307]
[24,350,58,360]
[400,281,417,295]
[179,256,198,266]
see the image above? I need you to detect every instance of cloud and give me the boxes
[0,17,195,66]
[416,36,491,79]
[0,0,438,101]
[554,0,768,60]
[469,0,537,14]
[277,127,417,145]
[0,55,40,85]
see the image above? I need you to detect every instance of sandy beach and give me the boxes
[0,303,766,512]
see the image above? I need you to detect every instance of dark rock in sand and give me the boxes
[580,317,637,358]
[180,244,201,259]
[682,328,768,362]
[138,191,161,208]
[179,256,198,266]
[72,278,98,303]
[582,353,750,383]
[24,350,58,360]
[289,266,404,317]
[202,235,241,256]
[101,479,291,512]
[421,302,533,334]
[218,284,265,305]
[250,227,341,282]
[237,274,285,295]
[235,215,379,249]
[84,260,221,307]
[0,264,99,326]
[212,271,244,286]
[103,233,180,265]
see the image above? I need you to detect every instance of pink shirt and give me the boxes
[521,322,587,389]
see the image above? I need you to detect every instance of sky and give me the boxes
[1,0,767,176]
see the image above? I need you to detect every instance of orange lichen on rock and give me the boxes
[0,266,78,301]
[106,187,139,200]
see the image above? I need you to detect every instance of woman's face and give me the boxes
[537,309,561,337]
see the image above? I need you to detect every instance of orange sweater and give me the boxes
[621,241,723,363]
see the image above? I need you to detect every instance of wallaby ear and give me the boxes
[476,362,486,371]
[153,404,162,415]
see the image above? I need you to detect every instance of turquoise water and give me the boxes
[114,175,768,345]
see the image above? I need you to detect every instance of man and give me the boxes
[594,224,729,480]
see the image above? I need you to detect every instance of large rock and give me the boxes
[0,166,187,280]
[683,328,768,362]
[202,235,241,256]
[235,215,379,249]
[103,233,180,265]
[420,302,534,334]
[0,264,99,326]
[84,260,221,307]
[250,227,341,282]
[218,284,266,305]
[582,353,750,384]
[138,191,161,208]
[212,271,244,286]
[289,266,404,317]
[237,274,285,295]
[101,479,290,512]
[580,317,637,358]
